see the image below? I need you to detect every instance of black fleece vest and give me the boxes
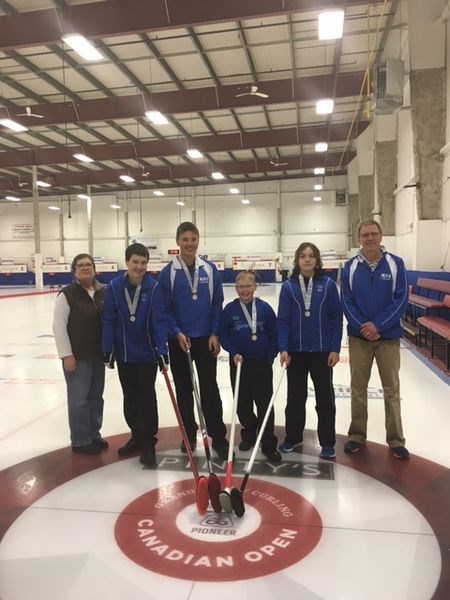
[60,281,105,360]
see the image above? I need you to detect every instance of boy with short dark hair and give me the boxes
[102,243,167,467]
[158,222,229,458]
[219,271,281,463]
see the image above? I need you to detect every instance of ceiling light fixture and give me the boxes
[145,110,169,125]
[241,198,250,205]
[73,153,94,163]
[315,142,328,152]
[77,194,91,201]
[110,204,121,209]
[48,205,60,211]
[186,149,204,159]
[37,180,51,188]
[61,34,103,61]
[211,171,225,180]
[313,196,322,202]
[5,195,21,202]
[0,119,28,132]
[176,201,186,206]
[229,188,240,194]
[318,10,345,40]
[314,167,325,175]
[314,184,323,191]
[120,174,135,183]
[153,190,165,196]
[315,99,334,115]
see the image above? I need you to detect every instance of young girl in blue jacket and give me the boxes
[277,242,343,459]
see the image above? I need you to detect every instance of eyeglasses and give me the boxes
[75,262,93,269]
[360,232,380,239]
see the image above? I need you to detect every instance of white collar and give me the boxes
[172,255,206,270]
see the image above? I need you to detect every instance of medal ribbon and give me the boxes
[178,257,199,299]
[298,275,313,314]
[124,283,142,319]
[239,298,257,337]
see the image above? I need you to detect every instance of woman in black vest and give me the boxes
[53,253,107,454]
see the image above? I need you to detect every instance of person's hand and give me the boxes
[208,334,221,356]
[158,354,169,372]
[233,354,243,365]
[360,322,380,341]
[102,352,115,369]
[328,352,340,367]
[280,351,291,367]
[177,332,190,352]
[63,355,76,372]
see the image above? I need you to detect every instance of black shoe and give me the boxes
[212,439,232,460]
[392,446,410,460]
[72,443,101,455]
[139,447,156,467]
[239,440,254,451]
[92,437,109,450]
[181,438,196,453]
[262,448,282,464]
[118,437,140,457]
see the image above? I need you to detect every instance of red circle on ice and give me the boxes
[115,478,322,581]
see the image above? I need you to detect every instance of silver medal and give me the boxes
[304,310,310,317]
[130,315,136,322]
[251,334,257,341]
[192,294,198,301]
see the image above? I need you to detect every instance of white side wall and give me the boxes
[0,177,348,268]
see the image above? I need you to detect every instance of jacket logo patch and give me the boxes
[380,273,392,280]
[199,276,209,283]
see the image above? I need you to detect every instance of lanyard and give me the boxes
[178,257,200,300]
[298,275,313,317]
[124,283,142,322]
[239,298,258,340]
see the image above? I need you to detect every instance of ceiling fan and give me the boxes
[16,106,44,119]
[270,157,288,167]
[235,84,269,99]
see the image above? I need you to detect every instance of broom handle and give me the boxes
[240,364,286,492]
[225,359,241,489]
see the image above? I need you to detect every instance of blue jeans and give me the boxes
[63,359,105,447]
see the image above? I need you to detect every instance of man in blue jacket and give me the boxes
[341,219,409,459]
[158,222,229,459]
[102,243,168,467]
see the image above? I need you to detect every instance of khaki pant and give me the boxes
[348,336,405,447]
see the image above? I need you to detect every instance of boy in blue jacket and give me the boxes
[277,242,342,459]
[158,222,229,459]
[102,243,168,467]
[219,271,281,463]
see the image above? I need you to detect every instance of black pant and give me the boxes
[285,352,336,447]
[230,358,277,452]
[168,337,227,441]
[117,361,158,449]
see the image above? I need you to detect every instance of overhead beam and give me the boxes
[0,0,386,52]
[0,121,368,169]
[0,72,366,128]
[0,151,355,191]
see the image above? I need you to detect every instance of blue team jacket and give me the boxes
[158,257,224,339]
[341,251,408,339]
[219,297,278,362]
[101,273,167,362]
[277,274,342,353]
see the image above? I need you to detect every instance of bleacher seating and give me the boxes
[417,295,450,371]
[407,278,450,324]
